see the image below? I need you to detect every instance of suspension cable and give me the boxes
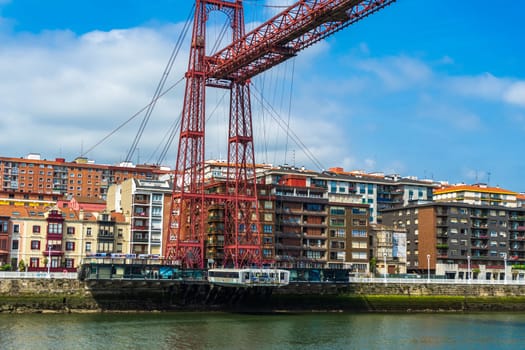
[124,3,194,163]
[82,77,184,158]
[251,84,325,171]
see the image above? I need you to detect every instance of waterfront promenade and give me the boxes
[2,270,525,285]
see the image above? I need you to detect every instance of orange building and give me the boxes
[0,154,170,201]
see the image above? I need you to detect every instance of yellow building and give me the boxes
[3,205,128,271]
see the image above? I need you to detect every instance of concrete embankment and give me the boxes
[271,282,525,312]
[2,279,525,313]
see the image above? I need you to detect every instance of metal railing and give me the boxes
[0,271,78,279]
[349,277,525,285]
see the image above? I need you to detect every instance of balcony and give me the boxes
[303,244,326,251]
[302,221,326,228]
[303,231,327,239]
[275,243,302,250]
[275,231,301,239]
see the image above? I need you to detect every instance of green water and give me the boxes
[0,312,524,350]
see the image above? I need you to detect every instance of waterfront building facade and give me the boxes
[369,224,407,276]
[316,167,437,224]
[259,168,371,272]
[0,153,169,201]
[433,183,518,208]
[381,202,525,280]
[4,206,127,271]
[106,178,172,256]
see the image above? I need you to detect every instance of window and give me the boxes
[12,240,19,250]
[13,224,20,233]
[351,241,366,249]
[330,218,345,227]
[264,201,273,209]
[86,227,92,236]
[351,252,367,259]
[330,229,345,238]
[85,242,91,252]
[65,242,75,251]
[264,213,272,222]
[263,224,272,233]
[65,259,74,268]
[351,229,367,238]
[0,220,8,233]
[150,206,161,216]
[48,223,63,234]
[67,227,75,235]
[31,240,40,250]
[30,258,39,268]
[330,207,345,216]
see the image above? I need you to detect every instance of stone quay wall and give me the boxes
[2,279,525,313]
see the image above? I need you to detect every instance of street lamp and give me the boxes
[383,252,387,284]
[467,255,471,284]
[426,254,431,283]
[503,253,507,284]
[47,243,52,278]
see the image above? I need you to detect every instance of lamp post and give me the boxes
[426,254,430,283]
[503,253,507,285]
[467,255,471,284]
[47,243,52,278]
[383,252,387,284]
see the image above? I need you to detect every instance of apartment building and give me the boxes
[369,224,407,275]
[107,178,172,256]
[382,202,525,280]
[320,167,437,224]
[260,169,370,272]
[3,205,127,271]
[434,183,519,208]
[0,153,169,201]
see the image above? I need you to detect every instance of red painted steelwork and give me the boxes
[165,0,395,268]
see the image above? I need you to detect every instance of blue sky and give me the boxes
[0,0,524,191]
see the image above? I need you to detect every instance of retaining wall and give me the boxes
[2,279,525,313]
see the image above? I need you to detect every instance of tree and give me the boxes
[18,259,26,272]
[369,257,377,275]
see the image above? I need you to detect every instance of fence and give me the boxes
[0,271,78,279]
[349,277,525,285]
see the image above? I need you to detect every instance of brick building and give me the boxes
[0,154,169,201]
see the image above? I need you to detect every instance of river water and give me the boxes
[1,312,524,350]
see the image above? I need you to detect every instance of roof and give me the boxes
[434,184,517,196]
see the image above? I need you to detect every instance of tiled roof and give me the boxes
[434,184,517,196]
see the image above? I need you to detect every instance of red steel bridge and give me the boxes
[164,0,396,268]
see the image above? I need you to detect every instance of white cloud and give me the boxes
[355,55,432,91]
[0,25,189,164]
[447,73,525,109]
[504,82,525,107]
[447,73,508,100]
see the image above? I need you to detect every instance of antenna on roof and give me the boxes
[487,171,491,186]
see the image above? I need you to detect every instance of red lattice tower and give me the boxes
[164,0,397,268]
[165,0,261,268]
